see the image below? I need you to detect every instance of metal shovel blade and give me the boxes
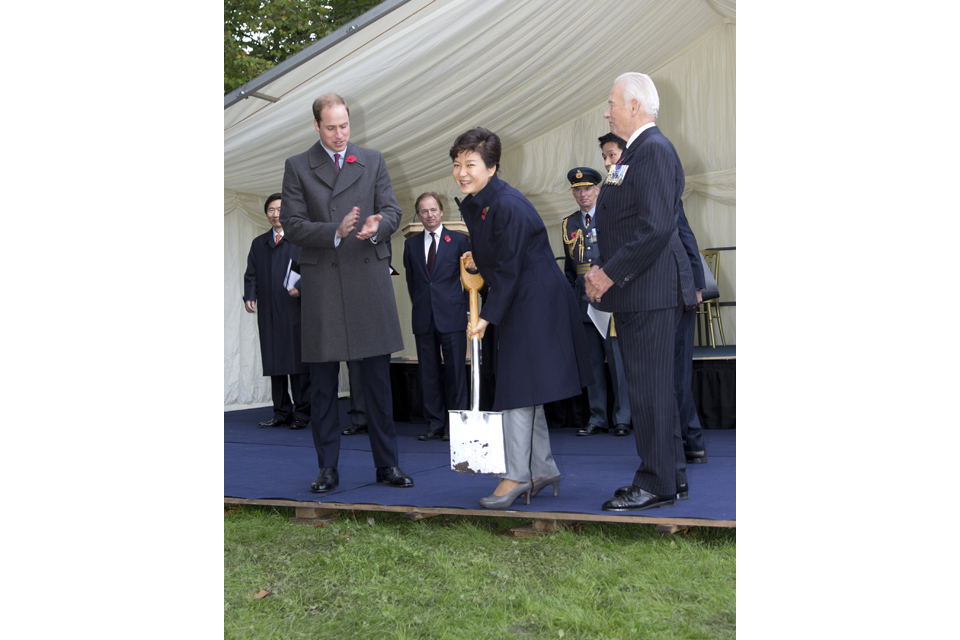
[449,408,505,475]
[449,255,506,475]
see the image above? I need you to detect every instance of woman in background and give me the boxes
[451,127,593,509]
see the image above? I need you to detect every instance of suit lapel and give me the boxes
[307,141,337,191]
[332,142,364,198]
[416,232,430,279]
[431,228,448,279]
[574,212,586,232]
[262,231,276,251]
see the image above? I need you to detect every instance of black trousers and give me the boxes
[614,301,686,497]
[308,355,399,469]
[414,315,468,435]
[675,307,705,452]
[346,360,367,427]
[270,373,310,423]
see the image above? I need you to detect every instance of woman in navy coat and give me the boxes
[451,128,593,509]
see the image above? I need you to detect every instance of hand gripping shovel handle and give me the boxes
[460,256,485,412]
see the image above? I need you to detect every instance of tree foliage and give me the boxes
[225,0,383,94]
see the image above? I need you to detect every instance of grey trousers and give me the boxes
[502,405,560,483]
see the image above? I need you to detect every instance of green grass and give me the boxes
[225,506,735,639]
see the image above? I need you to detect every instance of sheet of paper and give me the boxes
[587,304,610,338]
[284,259,301,290]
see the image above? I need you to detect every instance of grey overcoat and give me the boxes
[280,140,404,362]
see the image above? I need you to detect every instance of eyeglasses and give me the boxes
[267,207,281,214]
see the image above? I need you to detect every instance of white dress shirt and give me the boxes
[423,223,445,262]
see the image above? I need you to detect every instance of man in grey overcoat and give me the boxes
[279,93,414,494]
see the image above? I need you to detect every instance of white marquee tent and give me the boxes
[224,0,736,408]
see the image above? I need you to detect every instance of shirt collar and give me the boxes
[581,206,596,225]
[320,142,346,163]
[424,223,444,240]
[626,122,657,148]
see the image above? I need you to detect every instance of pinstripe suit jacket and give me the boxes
[594,126,697,312]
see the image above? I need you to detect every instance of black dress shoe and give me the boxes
[290,419,308,430]
[615,483,688,501]
[376,466,414,488]
[685,450,708,464]
[602,486,676,511]
[341,424,368,435]
[613,424,631,437]
[577,423,606,436]
[441,434,449,441]
[417,430,444,441]
[310,467,339,493]
[258,417,290,428]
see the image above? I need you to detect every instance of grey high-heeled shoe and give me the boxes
[479,481,533,509]
[530,475,561,498]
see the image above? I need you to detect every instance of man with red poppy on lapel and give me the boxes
[402,192,471,441]
[280,93,414,494]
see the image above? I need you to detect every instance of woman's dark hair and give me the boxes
[449,127,501,170]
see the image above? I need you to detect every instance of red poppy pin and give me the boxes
[345,155,356,163]
[570,231,577,239]
[444,235,451,242]
[481,206,488,220]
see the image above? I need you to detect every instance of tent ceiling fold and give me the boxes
[225,0,728,202]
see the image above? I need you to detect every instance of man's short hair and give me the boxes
[615,72,659,118]
[264,193,282,214]
[598,132,627,150]
[449,127,501,171]
[312,93,349,124]
[415,192,444,215]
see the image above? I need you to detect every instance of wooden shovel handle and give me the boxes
[460,256,484,327]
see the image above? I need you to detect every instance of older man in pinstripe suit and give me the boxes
[585,72,698,511]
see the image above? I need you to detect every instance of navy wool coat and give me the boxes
[243,232,309,376]
[457,173,593,411]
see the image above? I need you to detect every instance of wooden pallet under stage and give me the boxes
[224,497,735,533]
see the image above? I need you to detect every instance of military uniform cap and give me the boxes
[567,166,602,188]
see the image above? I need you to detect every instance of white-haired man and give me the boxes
[584,73,697,511]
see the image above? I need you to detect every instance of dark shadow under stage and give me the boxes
[225,361,736,528]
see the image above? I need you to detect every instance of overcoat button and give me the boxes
[332,262,338,268]
[364,258,370,263]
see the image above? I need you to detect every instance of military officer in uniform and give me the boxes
[562,167,632,437]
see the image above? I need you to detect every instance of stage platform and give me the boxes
[225,398,736,529]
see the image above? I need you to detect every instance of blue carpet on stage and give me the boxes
[225,399,735,521]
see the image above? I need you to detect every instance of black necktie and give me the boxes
[585,214,592,227]
[427,233,437,274]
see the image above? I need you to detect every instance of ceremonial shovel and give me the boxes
[449,256,506,475]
